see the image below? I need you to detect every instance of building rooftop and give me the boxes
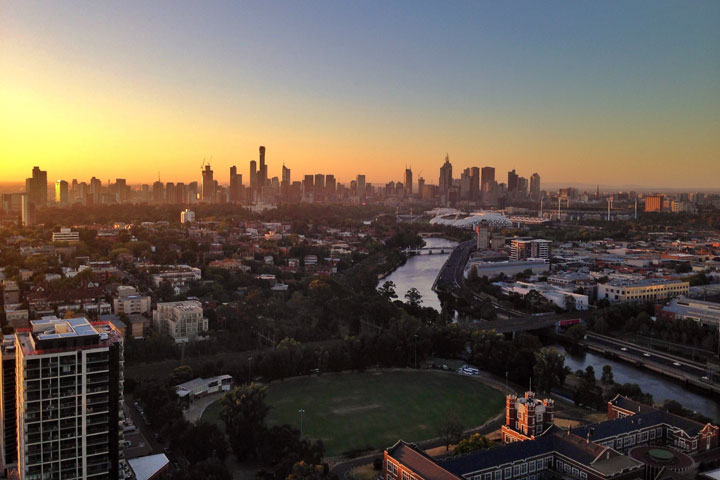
[17,316,122,355]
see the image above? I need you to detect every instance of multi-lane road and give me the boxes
[584,332,720,393]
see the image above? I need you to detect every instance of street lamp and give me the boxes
[298,408,305,436]
[248,356,253,385]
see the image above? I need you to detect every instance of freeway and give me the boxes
[432,241,527,319]
[583,332,720,394]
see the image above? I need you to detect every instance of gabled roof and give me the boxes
[607,395,706,436]
[387,441,461,480]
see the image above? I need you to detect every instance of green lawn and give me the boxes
[202,370,504,456]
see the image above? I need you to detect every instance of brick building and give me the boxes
[383,393,719,480]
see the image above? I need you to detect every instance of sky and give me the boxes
[1,1,719,188]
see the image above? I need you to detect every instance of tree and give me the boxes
[378,281,398,300]
[532,348,570,394]
[287,461,334,480]
[170,459,231,480]
[436,411,464,451]
[169,365,194,385]
[600,365,614,385]
[453,433,491,455]
[174,422,228,463]
[220,384,270,460]
[405,288,423,307]
[566,324,587,345]
[467,265,478,282]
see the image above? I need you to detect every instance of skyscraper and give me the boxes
[281,164,291,187]
[530,173,541,200]
[202,163,215,203]
[230,166,243,203]
[249,160,257,190]
[258,146,267,187]
[21,194,32,226]
[439,155,453,195]
[507,169,519,193]
[481,167,495,192]
[356,175,366,198]
[55,180,69,205]
[25,166,48,208]
[404,168,413,195]
[314,174,325,191]
[7,316,125,479]
[325,174,336,193]
[470,167,480,201]
[152,181,164,203]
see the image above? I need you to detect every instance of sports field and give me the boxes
[202,370,504,456]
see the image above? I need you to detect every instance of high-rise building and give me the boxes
[470,167,480,201]
[7,316,125,479]
[517,176,528,198]
[530,173,541,200]
[481,167,495,192]
[114,179,128,202]
[201,164,214,203]
[303,175,314,194]
[165,183,176,204]
[314,174,325,192]
[258,146,267,187]
[281,165,291,187]
[507,169,518,193]
[55,180,69,205]
[229,166,243,204]
[152,181,164,204]
[325,175,336,193]
[249,160,257,190]
[644,195,664,212]
[510,239,551,260]
[356,175,366,198]
[21,194,32,227]
[460,169,472,200]
[25,167,48,208]
[0,337,16,471]
[404,168,413,195]
[439,155,453,195]
[417,177,425,198]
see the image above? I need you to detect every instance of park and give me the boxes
[201,369,505,457]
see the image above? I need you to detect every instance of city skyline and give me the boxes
[2,1,720,187]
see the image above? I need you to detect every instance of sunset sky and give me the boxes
[2,1,719,188]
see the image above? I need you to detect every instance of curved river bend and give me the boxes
[381,238,720,421]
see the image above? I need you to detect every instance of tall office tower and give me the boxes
[114,179,128,202]
[21,194,32,227]
[439,155,453,195]
[152,181,164,204]
[202,164,215,203]
[644,195,664,212]
[517,177,528,198]
[173,183,183,204]
[89,177,102,196]
[303,175,314,194]
[325,175,336,193]
[530,173,541,200]
[460,169,472,200]
[258,146,267,187]
[356,175,366,198]
[507,169,518,193]
[0,337,16,471]
[9,316,124,479]
[229,166,242,203]
[281,164,291,187]
[249,160,257,189]
[164,183,176,204]
[55,180,69,205]
[417,177,425,198]
[481,167,495,192]
[25,166,48,208]
[187,182,198,204]
[404,168,413,195]
[470,167,480,201]
[314,174,325,191]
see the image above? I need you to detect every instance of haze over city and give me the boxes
[2,1,720,188]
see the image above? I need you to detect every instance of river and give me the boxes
[381,239,720,421]
[381,237,458,312]
[553,344,720,421]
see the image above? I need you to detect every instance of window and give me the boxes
[640,432,648,442]
[572,467,579,476]
[504,467,511,479]
[556,460,563,471]
[484,474,492,480]
[529,460,536,473]
[386,461,398,476]
[616,438,622,448]
[580,473,587,480]
[650,430,656,440]
[494,471,501,480]
[521,464,527,474]
[564,464,571,473]
[402,472,412,480]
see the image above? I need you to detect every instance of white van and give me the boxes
[461,366,479,376]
